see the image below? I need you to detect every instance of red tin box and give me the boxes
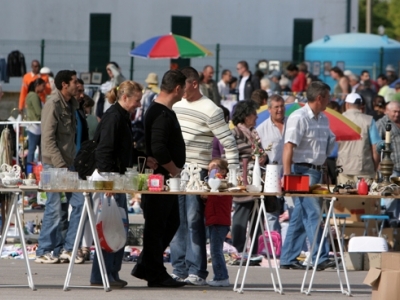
[283,175,309,192]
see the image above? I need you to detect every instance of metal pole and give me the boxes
[298,44,303,64]
[380,47,384,75]
[40,39,45,66]
[366,0,372,34]
[346,0,351,33]
[215,43,220,82]
[130,41,135,80]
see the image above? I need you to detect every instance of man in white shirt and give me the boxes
[236,61,260,101]
[217,69,231,99]
[257,95,285,232]
[280,81,336,271]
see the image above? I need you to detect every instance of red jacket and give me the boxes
[205,195,232,226]
[291,72,307,93]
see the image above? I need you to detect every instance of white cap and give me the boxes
[344,70,353,76]
[345,93,362,104]
[40,67,51,74]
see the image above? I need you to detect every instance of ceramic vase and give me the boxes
[252,155,261,189]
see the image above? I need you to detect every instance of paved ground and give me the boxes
[0,259,371,299]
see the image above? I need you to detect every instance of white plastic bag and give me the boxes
[96,196,126,253]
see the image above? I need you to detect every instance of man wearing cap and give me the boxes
[386,64,398,84]
[18,60,51,113]
[336,93,380,185]
[269,70,282,94]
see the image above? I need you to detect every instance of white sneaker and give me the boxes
[207,278,230,287]
[59,250,85,264]
[35,253,59,264]
[184,274,207,286]
[171,273,185,282]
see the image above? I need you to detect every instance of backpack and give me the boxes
[257,231,282,257]
[74,124,101,179]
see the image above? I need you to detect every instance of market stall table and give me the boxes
[284,193,399,297]
[0,187,36,290]
[38,189,275,292]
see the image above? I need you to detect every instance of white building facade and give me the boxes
[0,0,358,90]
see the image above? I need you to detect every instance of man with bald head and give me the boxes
[377,101,400,222]
[18,60,51,113]
[199,65,221,105]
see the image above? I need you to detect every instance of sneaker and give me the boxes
[184,274,207,286]
[81,247,91,261]
[35,253,59,264]
[171,273,185,282]
[59,249,85,264]
[207,278,230,287]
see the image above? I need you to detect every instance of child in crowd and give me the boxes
[205,158,232,287]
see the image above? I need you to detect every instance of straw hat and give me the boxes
[145,73,158,85]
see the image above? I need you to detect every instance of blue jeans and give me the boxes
[170,192,208,279]
[27,131,40,164]
[382,170,400,219]
[36,165,84,257]
[91,193,127,283]
[209,225,229,281]
[280,164,329,265]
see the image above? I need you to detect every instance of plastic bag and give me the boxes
[96,196,127,253]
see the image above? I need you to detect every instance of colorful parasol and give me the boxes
[244,102,361,141]
[130,33,212,59]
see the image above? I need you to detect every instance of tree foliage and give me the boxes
[358,0,398,40]
[388,0,400,39]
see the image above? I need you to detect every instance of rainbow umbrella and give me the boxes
[255,102,361,141]
[130,33,212,59]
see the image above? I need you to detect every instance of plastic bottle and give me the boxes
[358,178,369,195]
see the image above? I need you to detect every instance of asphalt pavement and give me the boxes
[0,259,372,299]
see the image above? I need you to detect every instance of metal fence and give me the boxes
[0,39,293,91]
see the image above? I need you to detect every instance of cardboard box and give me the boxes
[343,252,363,270]
[364,252,400,300]
[363,253,382,270]
[334,197,380,223]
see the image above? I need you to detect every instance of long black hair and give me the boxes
[28,78,45,92]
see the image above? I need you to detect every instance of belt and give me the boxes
[294,163,323,171]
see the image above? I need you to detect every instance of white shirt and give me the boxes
[283,103,335,166]
[217,79,230,98]
[238,76,249,101]
[256,117,285,164]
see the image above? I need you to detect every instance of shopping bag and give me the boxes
[96,196,127,253]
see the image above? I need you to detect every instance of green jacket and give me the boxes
[26,91,41,121]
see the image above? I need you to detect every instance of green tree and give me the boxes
[388,0,400,39]
[359,0,395,39]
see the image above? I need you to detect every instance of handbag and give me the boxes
[74,123,101,179]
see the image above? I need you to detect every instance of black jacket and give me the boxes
[7,50,26,77]
[238,73,260,100]
[95,102,133,173]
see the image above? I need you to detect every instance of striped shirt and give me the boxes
[173,96,239,169]
[256,117,285,164]
[284,103,335,166]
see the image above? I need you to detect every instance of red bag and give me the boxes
[257,231,282,257]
